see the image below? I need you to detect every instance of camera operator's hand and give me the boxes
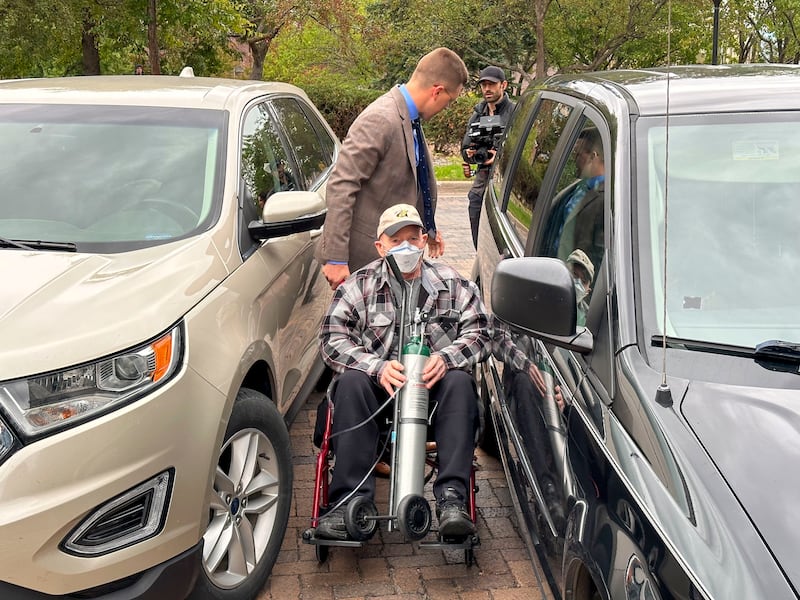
[465,147,477,161]
[483,148,497,166]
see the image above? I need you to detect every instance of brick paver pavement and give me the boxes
[259,182,546,600]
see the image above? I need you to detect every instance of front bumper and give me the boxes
[0,365,227,595]
[0,541,201,600]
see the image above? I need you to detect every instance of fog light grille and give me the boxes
[62,469,173,556]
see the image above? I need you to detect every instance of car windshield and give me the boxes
[638,112,800,349]
[0,104,225,252]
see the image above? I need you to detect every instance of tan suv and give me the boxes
[0,74,338,599]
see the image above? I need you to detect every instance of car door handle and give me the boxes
[310,228,323,239]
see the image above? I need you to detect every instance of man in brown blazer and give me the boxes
[318,47,469,289]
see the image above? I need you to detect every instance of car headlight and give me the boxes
[0,325,182,439]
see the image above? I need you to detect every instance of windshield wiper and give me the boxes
[650,335,753,358]
[754,340,800,364]
[651,335,800,371]
[0,237,77,252]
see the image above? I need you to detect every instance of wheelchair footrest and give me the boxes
[419,533,480,550]
[301,528,367,548]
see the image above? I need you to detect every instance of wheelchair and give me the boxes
[301,379,481,566]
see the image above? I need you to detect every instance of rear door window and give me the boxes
[497,97,573,244]
[536,117,606,315]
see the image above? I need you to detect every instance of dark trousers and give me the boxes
[467,168,490,249]
[328,369,478,505]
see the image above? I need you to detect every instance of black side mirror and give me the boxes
[491,257,593,354]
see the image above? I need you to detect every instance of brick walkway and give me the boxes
[259,183,545,600]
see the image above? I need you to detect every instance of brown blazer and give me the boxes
[317,86,438,271]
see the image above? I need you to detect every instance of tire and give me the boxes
[314,544,329,564]
[465,547,475,567]
[344,496,378,541]
[188,388,292,600]
[396,494,431,541]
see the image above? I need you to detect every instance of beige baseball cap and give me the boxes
[376,203,424,238]
[567,249,595,282]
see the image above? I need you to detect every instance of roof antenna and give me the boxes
[656,0,674,409]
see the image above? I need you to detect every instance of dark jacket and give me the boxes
[460,94,515,166]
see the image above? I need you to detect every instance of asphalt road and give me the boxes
[259,182,547,600]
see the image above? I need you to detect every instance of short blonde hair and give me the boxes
[409,47,468,92]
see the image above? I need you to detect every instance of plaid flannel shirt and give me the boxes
[491,318,534,374]
[319,258,492,381]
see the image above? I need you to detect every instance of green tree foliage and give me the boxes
[1,0,798,138]
[0,0,243,78]
[723,0,800,63]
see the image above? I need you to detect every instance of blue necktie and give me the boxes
[411,118,436,236]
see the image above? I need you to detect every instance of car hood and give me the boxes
[682,379,800,590]
[0,238,228,379]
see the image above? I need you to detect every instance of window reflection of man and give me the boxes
[552,128,605,268]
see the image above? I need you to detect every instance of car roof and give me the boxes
[541,64,800,116]
[0,74,310,111]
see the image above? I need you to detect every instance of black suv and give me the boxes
[475,65,800,600]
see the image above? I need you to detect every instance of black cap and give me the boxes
[478,66,505,83]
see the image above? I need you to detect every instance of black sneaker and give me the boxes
[315,505,349,541]
[436,488,475,538]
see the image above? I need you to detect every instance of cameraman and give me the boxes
[461,66,515,248]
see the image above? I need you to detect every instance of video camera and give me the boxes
[467,115,505,164]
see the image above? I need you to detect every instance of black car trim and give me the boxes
[0,541,201,600]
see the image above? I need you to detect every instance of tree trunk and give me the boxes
[249,39,268,80]
[534,0,550,80]
[148,0,161,75]
[81,13,101,75]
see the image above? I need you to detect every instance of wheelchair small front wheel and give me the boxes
[345,496,378,541]
[315,543,329,564]
[397,494,431,541]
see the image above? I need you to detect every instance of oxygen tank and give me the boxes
[392,315,430,506]
[539,362,574,494]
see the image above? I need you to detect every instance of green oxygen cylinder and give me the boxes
[393,332,431,507]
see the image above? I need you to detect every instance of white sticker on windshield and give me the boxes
[732,140,779,160]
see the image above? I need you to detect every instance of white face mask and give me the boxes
[386,240,424,273]
[573,278,588,304]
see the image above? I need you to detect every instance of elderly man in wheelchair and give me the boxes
[312,203,492,544]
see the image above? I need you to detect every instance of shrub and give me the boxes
[299,78,382,141]
[302,78,478,153]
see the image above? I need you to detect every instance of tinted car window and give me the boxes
[241,103,294,212]
[502,98,573,243]
[270,97,334,190]
[537,117,606,323]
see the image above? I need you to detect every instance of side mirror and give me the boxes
[248,191,326,240]
[491,257,593,354]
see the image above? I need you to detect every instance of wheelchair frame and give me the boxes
[302,254,480,565]
[301,387,480,566]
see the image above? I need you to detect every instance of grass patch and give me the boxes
[434,156,470,181]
